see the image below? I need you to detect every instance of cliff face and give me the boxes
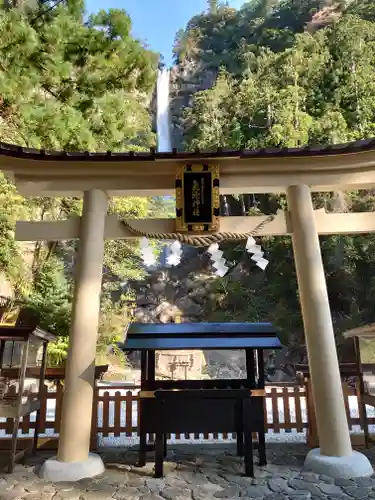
[307,4,344,31]
[169,63,218,151]
[166,0,351,151]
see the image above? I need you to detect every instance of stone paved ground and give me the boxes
[1,443,375,500]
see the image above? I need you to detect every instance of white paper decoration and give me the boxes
[256,258,269,271]
[140,237,157,267]
[208,243,229,277]
[246,236,269,271]
[166,241,182,267]
[139,235,269,275]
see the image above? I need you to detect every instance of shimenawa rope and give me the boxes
[121,214,275,248]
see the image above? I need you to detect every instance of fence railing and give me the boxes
[0,382,367,450]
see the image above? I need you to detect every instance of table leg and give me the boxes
[138,398,147,467]
[243,399,254,477]
[258,430,267,466]
[139,429,147,467]
[33,407,41,457]
[34,345,48,456]
[155,432,164,478]
[9,340,29,473]
[235,400,244,456]
[163,433,167,458]
[8,417,20,473]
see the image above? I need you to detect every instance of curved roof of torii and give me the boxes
[2,137,375,196]
[1,137,375,161]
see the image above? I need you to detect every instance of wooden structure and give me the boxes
[4,140,375,477]
[0,383,307,451]
[295,363,364,448]
[0,325,55,472]
[1,381,371,452]
[342,324,375,448]
[121,322,282,477]
[37,366,108,385]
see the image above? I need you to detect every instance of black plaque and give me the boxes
[184,171,212,225]
[176,164,220,232]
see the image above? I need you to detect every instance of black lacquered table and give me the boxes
[119,322,282,478]
[139,388,266,477]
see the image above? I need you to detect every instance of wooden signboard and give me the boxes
[175,164,220,232]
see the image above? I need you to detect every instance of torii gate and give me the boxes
[3,139,375,480]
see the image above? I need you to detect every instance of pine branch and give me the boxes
[30,0,66,27]
[0,0,66,54]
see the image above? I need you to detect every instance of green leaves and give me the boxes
[0,5,158,151]
[183,12,375,151]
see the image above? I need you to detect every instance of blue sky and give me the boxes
[85,0,245,66]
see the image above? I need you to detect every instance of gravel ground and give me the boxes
[1,443,375,500]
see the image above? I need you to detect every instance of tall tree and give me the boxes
[0,6,158,150]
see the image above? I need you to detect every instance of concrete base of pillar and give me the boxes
[304,448,373,478]
[38,453,105,482]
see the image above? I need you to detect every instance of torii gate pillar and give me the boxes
[287,184,372,478]
[39,189,108,481]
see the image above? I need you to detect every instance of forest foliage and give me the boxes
[173,0,375,356]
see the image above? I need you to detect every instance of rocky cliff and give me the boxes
[169,63,218,151]
[125,245,295,383]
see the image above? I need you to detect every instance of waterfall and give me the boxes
[156,69,172,153]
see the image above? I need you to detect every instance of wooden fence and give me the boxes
[0,382,368,450]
